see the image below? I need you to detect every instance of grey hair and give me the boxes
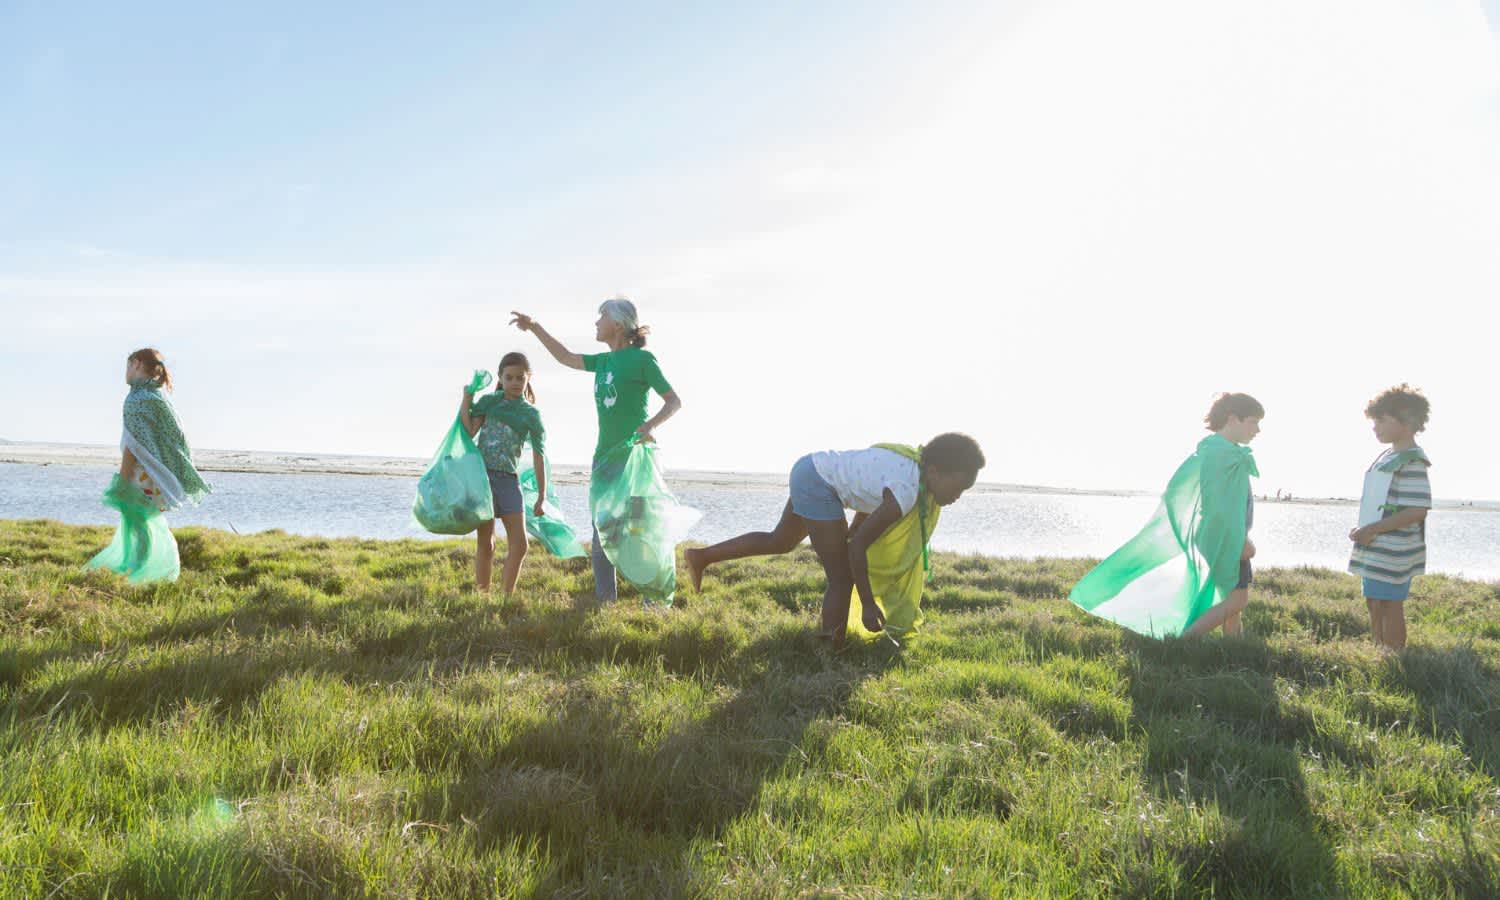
[598,297,639,332]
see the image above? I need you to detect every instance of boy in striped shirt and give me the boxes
[1349,384,1432,651]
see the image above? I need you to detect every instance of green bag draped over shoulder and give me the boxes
[1069,434,1258,638]
[589,438,702,605]
[85,474,181,583]
[844,443,940,644]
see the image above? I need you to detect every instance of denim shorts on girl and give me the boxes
[487,469,524,517]
[1363,577,1412,602]
[788,454,846,521]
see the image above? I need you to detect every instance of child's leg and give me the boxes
[806,518,855,645]
[1365,597,1385,646]
[474,520,496,590]
[1221,588,1248,636]
[1183,587,1249,637]
[685,501,809,591]
[497,512,528,597]
[1377,602,1407,651]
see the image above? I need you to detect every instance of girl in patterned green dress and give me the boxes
[460,352,549,595]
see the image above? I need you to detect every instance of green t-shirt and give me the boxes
[580,347,673,463]
[470,393,546,474]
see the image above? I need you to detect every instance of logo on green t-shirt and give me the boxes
[599,371,618,410]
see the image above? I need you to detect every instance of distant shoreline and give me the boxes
[4,440,1494,511]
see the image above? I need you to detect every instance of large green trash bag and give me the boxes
[85,474,181,583]
[589,439,702,604]
[412,372,496,535]
[1069,434,1258,638]
[518,454,587,559]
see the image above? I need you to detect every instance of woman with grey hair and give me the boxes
[510,298,684,604]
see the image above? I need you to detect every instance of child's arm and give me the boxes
[120,446,138,480]
[1350,508,1428,546]
[635,391,683,443]
[510,312,585,370]
[459,390,483,437]
[531,448,547,518]
[847,490,906,630]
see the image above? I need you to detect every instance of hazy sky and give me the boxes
[4,1,1498,500]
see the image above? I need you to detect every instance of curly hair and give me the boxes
[1365,384,1429,433]
[1204,392,1264,430]
[922,433,986,480]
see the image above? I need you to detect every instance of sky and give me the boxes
[3,0,1499,500]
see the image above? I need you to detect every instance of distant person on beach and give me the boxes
[1349,384,1432,652]
[510,299,683,605]
[84,348,211,583]
[1069,392,1263,639]
[459,352,548,596]
[685,435,986,648]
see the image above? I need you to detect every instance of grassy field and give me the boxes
[1,519,1498,898]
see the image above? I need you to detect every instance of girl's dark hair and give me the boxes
[922,433,986,483]
[128,348,172,391]
[628,324,651,349]
[1365,383,1429,433]
[1204,392,1264,430]
[499,351,537,404]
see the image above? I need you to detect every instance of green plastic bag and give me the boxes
[518,454,588,559]
[589,439,702,605]
[1069,434,1258,637]
[413,372,496,535]
[85,474,181,583]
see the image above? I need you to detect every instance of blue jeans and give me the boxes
[591,526,617,603]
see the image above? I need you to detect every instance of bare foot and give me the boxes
[684,548,707,592]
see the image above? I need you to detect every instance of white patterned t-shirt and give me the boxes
[809,448,921,515]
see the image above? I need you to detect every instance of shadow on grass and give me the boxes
[1390,644,1500,779]
[413,632,895,896]
[1126,636,1350,897]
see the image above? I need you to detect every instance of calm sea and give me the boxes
[3,462,1497,581]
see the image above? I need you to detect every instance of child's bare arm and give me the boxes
[848,491,904,629]
[1350,508,1428,545]
[459,391,482,437]
[531,449,547,517]
[120,446,137,480]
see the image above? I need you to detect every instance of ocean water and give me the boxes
[3,462,1498,580]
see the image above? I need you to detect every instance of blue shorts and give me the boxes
[487,469,524,517]
[1236,559,1253,591]
[788,454,845,521]
[1363,577,1411,602]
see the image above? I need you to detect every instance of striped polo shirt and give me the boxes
[1349,447,1432,584]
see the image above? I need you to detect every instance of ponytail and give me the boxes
[127,347,173,391]
[629,324,651,349]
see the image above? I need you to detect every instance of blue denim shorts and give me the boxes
[789,454,845,521]
[487,469,524,517]
[1235,559,1253,590]
[1363,577,1411,602]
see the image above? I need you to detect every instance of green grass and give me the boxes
[2,519,1498,898]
